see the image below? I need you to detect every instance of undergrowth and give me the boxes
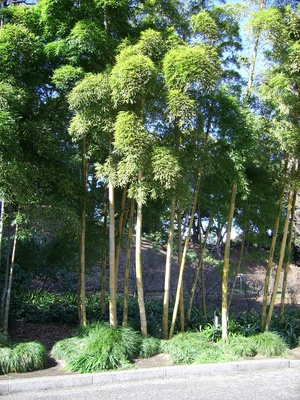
[0,341,46,375]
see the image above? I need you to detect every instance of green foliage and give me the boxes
[10,290,79,324]
[0,332,10,348]
[0,342,46,375]
[161,332,212,364]
[270,308,300,348]
[139,336,161,358]
[163,44,220,91]
[52,65,85,92]
[251,332,288,357]
[54,323,142,372]
[218,335,257,358]
[51,337,85,361]
[110,54,157,106]
[0,24,44,85]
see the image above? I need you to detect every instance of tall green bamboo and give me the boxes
[187,213,212,321]
[122,197,134,327]
[101,192,108,315]
[78,136,87,326]
[280,189,297,317]
[136,170,147,336]
[265,189,293,331]
[109,180,117,328]
[222,182,237,339]
[3,220,18,339]
[169,172,201,339]
[261,158,288,330]
[163,198,175,339]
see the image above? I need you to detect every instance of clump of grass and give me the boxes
[0,342,46,374]
[53,322,143,373]
[0,347,13,374]
[218,335,257,358]
[51,337,85,361]
[9,342,46,373]
[251,331,289,357]
[161,332,212,365]
[194,346,238,364]
[139,336,161,358]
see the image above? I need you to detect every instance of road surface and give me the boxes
[2,367,300,400]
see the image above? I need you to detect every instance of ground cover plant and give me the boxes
[51,322,161,373]
[0,340,46,375]
[50,324,290,373]
[5,290,300,374]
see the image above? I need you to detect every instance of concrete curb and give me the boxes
[1,359,300,395]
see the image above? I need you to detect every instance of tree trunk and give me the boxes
[222,182,237,339]
[280,190,297,317]
[177,205,185,332]
[261,158,288,330]
[0,198,4,272]
[136,170,147,336]
[265,189,293,331]
[187,214,212,321]
[109,180,117,328]
[0,218,10,329]
[169,173,201,339]
[246,0,265,100]
[115,185,128,282]
[163,198,175,339]
[78,136,87,326]
[3,221,18,339]
[228,218,248,310]
[101,192,108,315]
[122,197,134,327]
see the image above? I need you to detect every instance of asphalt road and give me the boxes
[2,367,300,400]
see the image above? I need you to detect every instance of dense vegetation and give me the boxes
[0,0,300,373]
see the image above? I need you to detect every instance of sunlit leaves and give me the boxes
[114,111,151,156]
[163,44,220,91]
[152,146,181,190]
[110,54,157,106]
[166,89,196,129]
[191,10,218,41]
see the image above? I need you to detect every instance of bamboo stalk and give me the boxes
[109,180,117,328]
[163,199,175,339]
[222,182,237,339]
[122,198,134,326]
[136,170,147,336]
[280,190,297,317]
[265,190,293,331]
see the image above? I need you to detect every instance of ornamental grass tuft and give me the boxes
[0,341,46,374]
[161,331,212,365]
[53,322,143,373]
[251,331,289,357]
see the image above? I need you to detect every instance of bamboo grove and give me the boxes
[0,0,300,339]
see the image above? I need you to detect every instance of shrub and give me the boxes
[51,337,85,361]
[161,332,212,365]
[139,336,161,358]
[53,323,143,373]
[0,347,13,374]
[0,342,46,374]
[218,335,257,357]
[251,331,289,357]
[194,346,238,364]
